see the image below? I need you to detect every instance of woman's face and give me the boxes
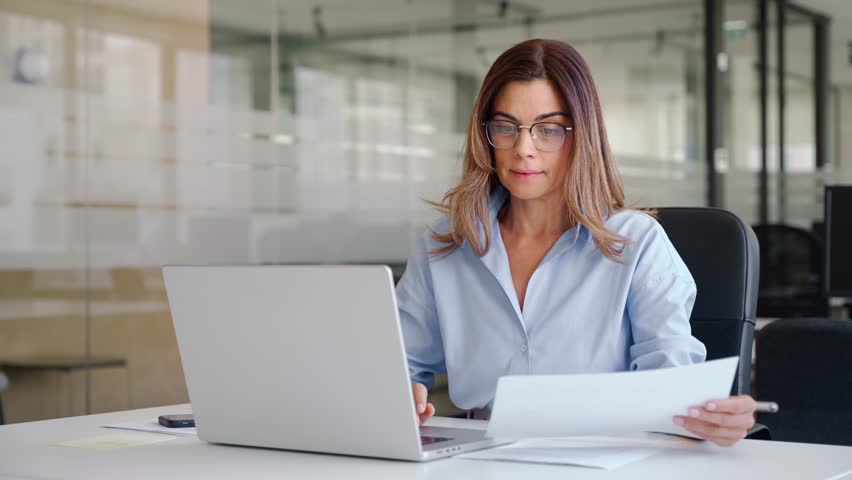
[489,78,573,204]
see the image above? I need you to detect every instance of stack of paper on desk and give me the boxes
[486,356,739,440]
[459,433,706,469]
[103,420,198,437]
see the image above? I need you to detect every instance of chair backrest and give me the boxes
[655,208,759,395]
[755,318,852,445]
[751,224,828,318]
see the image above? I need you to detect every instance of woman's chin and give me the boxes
[503,184,552,202]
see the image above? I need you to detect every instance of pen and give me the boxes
[755,401,779,413]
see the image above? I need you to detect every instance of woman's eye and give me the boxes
[494,125,515,135]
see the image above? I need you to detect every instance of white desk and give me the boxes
[2,404,852,480]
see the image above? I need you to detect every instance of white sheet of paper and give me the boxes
[458,437,660,469]
[103,420,198,437]
[486,356,739,439]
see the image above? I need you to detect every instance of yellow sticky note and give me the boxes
[51,432,176,450]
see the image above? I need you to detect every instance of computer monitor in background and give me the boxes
[824,186,852,297]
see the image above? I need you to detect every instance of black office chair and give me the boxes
[655,208,758,396]
[752,224,829,318]
[656,208,769,439]
[755,318,852,446]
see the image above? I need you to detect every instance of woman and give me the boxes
[396,39,756,447]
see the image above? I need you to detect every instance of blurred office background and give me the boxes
[0,0,850,425]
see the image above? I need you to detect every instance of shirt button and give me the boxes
[520,344,528,353]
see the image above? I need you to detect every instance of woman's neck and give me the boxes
[498,194,574,238]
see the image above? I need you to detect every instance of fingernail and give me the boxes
[707,402,717,411]
[689,408,701,418]
[417,403,425,413]
[673,417,684,426]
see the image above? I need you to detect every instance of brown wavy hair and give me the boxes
[430,38,630,261]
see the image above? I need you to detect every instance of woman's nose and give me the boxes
[513,127,536,156]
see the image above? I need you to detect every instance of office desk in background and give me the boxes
[0,298,181,423]
[2,404,852,480]
[0,355,129,418]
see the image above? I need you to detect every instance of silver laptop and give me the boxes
[163,265,500,461]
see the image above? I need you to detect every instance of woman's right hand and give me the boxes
[412,383,435,425]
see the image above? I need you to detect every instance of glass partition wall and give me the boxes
[722,0,828,229]
[0,0,834,423]
[0,0,210,422]
[212,0,707,267]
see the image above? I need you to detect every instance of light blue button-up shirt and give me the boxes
[397,186,707,411]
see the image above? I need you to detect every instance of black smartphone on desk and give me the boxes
[158,414,195,428]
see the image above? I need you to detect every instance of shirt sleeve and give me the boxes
[626,219,707,370]
[396,237,446,389]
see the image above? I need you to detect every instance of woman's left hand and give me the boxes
[673,395,756,447]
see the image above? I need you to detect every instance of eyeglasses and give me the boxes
[482,119,573,152]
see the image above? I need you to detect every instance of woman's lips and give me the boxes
[510,169,544,179]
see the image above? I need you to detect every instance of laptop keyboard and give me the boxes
[420,435,453,445]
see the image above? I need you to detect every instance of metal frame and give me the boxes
[758,0,769,223]
[777,0,787,222]
[753,0,830,224]
[704,0,723,207]
[814,15,830,170]
[482,120,573,152]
